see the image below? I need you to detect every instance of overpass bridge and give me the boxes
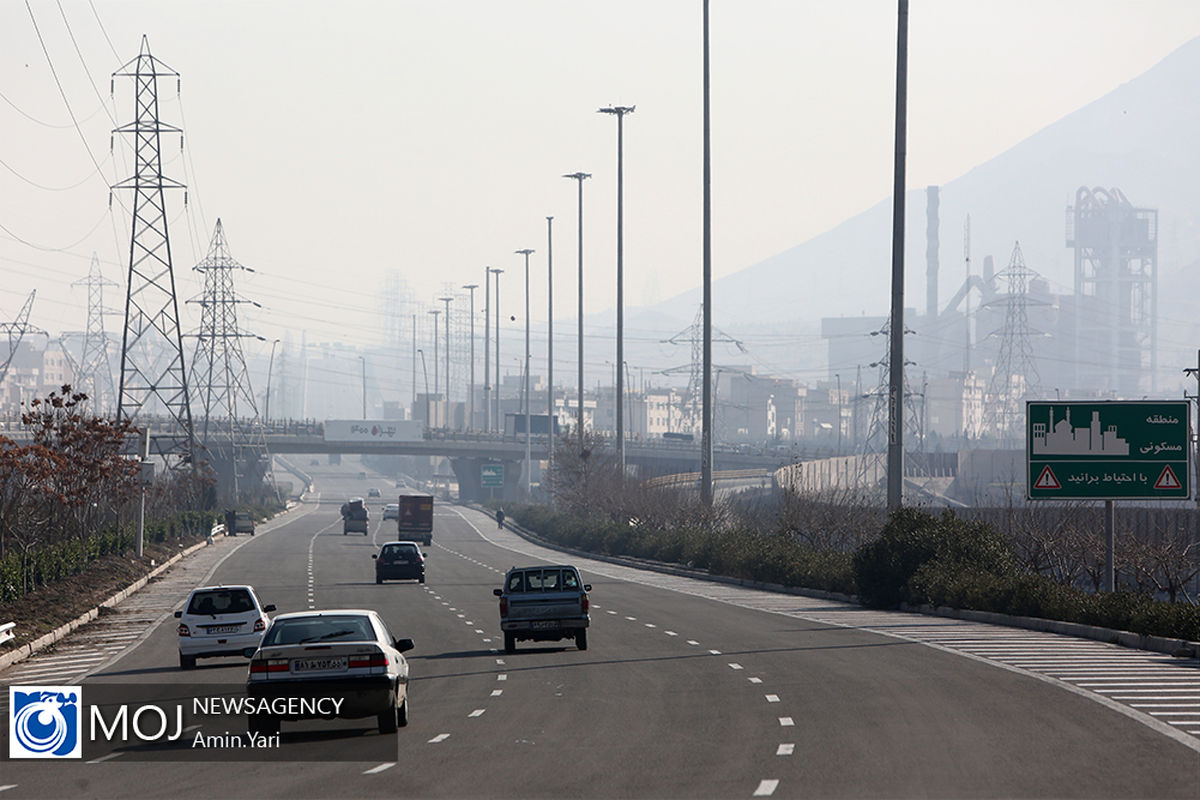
[262,428,792,501]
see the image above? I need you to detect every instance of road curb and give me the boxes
[0,502,303,673]
[486,506,1200,659]
[0,538,208,673]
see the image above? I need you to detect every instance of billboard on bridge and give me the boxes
[323,419,423,443]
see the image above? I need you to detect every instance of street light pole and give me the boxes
[563,171,591,450]
[491,268,504,432]
[598,104,634,475]
[463,284,478,430]
[546,216,554,476]
[428,309,441,425]
[515,248,535,496]
[264,338,280,423]
[439,297,453,420]
[887,0,909,512]
[484,268,492,432]
[417,349,430,431]
[700,0,714,506]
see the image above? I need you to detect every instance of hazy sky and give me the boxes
[4,1,1200,369]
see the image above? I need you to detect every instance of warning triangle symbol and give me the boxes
[1154,465,1182,490]
[1034,465,1061,490]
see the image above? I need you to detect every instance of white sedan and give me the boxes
[382,503,400,521]
[246,609,413,735]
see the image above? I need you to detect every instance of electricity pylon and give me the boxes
[662,305,744,434]
[111,35,195,470]
[982,241,1044,445]
[188,219,266,502]
[0,291,48,389]
[70,254,120,413]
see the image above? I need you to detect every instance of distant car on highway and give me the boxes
[373,541,426,584]
[367,487,382,498]
[382,503,400,520]
[175,585,275,670]
[246,609,414,735]
[493,565,591,652]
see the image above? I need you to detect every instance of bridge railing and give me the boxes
[0,621,15,646]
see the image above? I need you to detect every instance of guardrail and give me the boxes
[643,468,773,489]
[0,622,15,646]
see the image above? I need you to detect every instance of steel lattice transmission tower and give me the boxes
[111,36,195,469]
[983,241,1044,445]
[188,219,266,502]
[858,318,924,491]
[662,305,744,435]
[0,291,48,389]
[70,254,120,413]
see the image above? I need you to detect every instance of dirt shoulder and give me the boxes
[0,537,205,650]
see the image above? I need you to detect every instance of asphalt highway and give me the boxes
[1,459,1197,799]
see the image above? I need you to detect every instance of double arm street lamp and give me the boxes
[515,248,535,496]
[598,105,634,474]
[563,171,590,450]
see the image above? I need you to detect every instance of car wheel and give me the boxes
[397,695,408,728]
[179,653,196,670]
[377,704,398,735]
[503,632,515,653]
[576,628,588,651]
[418,574,425,584]
[376,576,383,585]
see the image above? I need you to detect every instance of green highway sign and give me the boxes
[481,463,504,488]
[1027,400,1191,500]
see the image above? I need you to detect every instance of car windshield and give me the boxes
[263,615,375,646]
[187,589,254,615]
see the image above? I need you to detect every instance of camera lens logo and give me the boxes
[9,686,81,759]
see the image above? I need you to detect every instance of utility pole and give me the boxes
[463,284,478,430]
[546,216,554,476]
[516,248,535,495]
[563,172,591,450]
[598,104,634,474]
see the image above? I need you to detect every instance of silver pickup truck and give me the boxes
[493,565,591,653]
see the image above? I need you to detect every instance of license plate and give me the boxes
[205,624,240,634]
[530,620,560,630]
[391,559,409,564]
[292,657,347,673]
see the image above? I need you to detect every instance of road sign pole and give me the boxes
[1104,500,1115,593]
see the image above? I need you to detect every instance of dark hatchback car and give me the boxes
[373,541,426,584]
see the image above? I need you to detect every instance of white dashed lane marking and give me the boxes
[428,734,450,743]
[753,779,779,796]
[363,763,395,775]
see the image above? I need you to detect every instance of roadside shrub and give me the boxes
[852,508,1015,608]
